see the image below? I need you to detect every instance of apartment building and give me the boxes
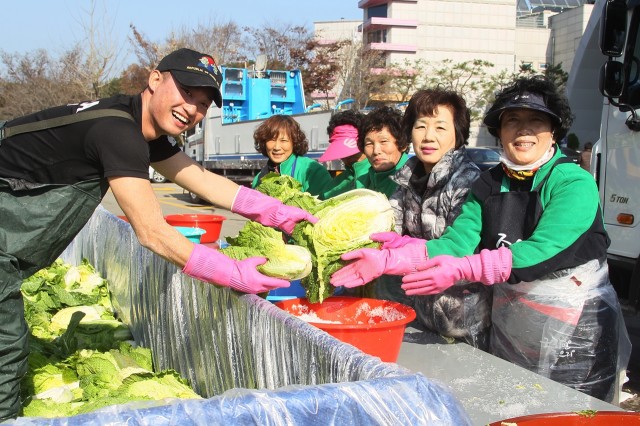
[315,0,595,145]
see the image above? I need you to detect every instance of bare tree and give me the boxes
[243,24,313,70]
[129,24,162,71]
[73,0,126,99]
[0,0,127,117]
[171,20,248,65]
[334,40,387,110]
[0,49,87,119]
[295,39,349,108]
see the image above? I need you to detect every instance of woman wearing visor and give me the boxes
[319,109,370,200]
[331,76,630,402]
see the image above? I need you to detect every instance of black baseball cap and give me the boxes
[157,48,223,108]
[483,91,561,129]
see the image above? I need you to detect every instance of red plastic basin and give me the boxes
[489,411,640,425]
[275,297,416,362]
[165,214,226,243]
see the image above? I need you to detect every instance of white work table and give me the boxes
[395,328,622,425]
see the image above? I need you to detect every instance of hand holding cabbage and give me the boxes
[330,233,429,288]
[220,221,312,281]
[223,174,396,302]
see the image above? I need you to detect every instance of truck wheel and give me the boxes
[188,192,202,204]
[631,256,640,310]
[151,170,167,183]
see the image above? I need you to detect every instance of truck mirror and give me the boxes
[600,0,627,57]
[600,60,625,98]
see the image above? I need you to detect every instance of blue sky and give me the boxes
[1,1,362,57]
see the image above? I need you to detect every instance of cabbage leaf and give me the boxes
[256,175,394,302]
[222,221,312,280]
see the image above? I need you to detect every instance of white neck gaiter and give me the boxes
[500,140,555,171]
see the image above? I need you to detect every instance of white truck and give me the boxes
[567,0,640,302]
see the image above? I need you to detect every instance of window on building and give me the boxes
[367,29,387,44]
[539,63,548,70]
[367,4,388,19]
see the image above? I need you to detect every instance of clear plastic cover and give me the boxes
[11,206,471,425]
[491,259,632,403]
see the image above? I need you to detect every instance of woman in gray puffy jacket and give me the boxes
[376,88,487,348]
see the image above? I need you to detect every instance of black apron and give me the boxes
[477,157,573,250]
[0,109,132,419]
[0,178,105,419]
[473,158,620,401]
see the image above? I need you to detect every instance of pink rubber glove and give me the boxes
[401,247,512,296]
[183,244,290,294]
[370,232,425,249]
[330,238,428,288]
[231,186,317,234]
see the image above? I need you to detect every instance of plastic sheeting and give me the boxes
[376,274,492,350]
[491,258,632,403]
[11,206,471,425]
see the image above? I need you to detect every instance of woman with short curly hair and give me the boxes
[251,115,332,196]
[358,106,410,198]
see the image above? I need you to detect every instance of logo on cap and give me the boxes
[194,55,221,86]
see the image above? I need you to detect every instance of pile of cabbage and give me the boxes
[19,259,200,418]
[223,174,394,302]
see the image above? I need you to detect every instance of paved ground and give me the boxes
[100,182,248,241]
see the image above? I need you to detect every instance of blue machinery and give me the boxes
[219,67,355,124]
[220,68,307,124]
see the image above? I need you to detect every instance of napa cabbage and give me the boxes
[256,175,395,302]
[19,260,202,419]
[221,221,312,280]
[21,258,113,313]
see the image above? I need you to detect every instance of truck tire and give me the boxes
[631,256,640,310]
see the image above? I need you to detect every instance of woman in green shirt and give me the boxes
[252,115,332,196]
[319,110,370,200]
[358,106,410,198]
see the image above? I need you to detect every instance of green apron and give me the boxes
[0,177,104,419]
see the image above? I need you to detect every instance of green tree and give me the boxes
[385,58,429,103]
[514,61,569,91]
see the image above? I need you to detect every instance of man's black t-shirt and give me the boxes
[0,94,180,188]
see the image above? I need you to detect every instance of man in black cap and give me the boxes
[0,48,316,419]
